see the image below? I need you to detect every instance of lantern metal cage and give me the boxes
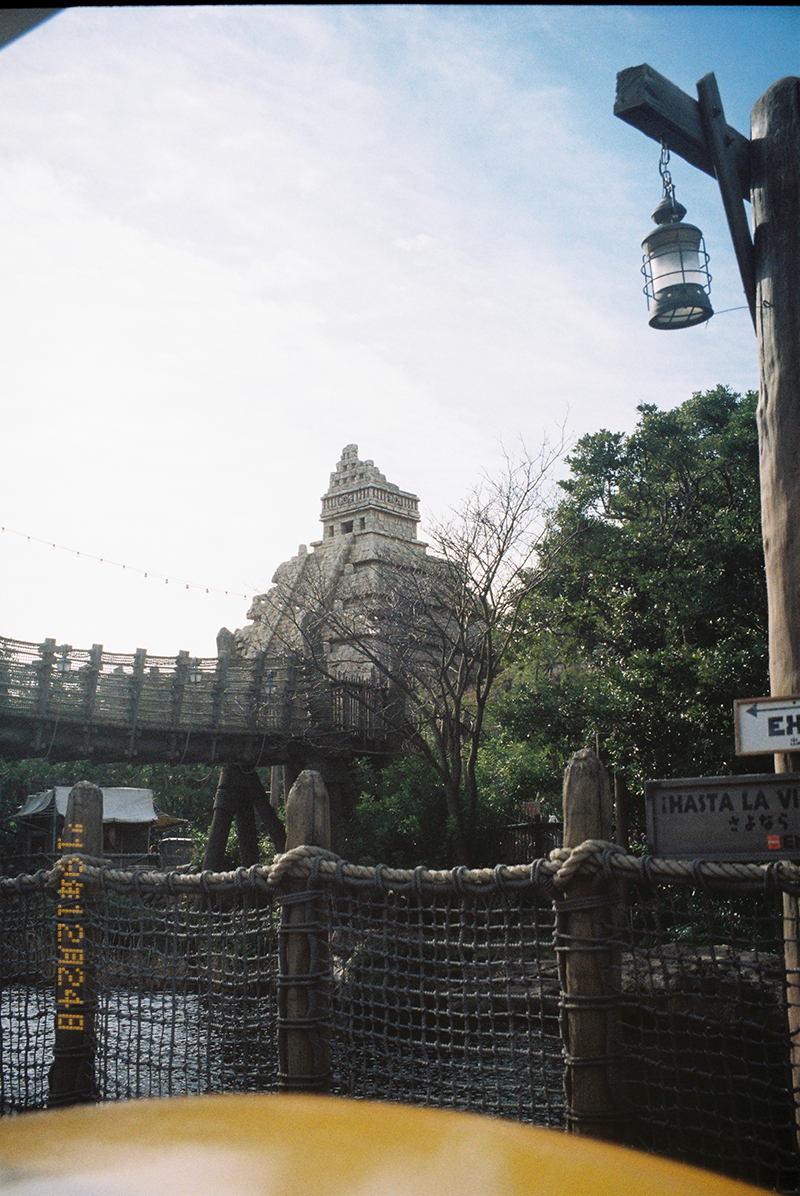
[641,144,713,330]
[641,215,713,329]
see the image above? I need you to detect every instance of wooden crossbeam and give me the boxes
[615,63,751,200]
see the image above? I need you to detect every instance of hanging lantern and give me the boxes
[641,144,713,330]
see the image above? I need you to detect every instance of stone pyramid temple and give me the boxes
[230,445,430,681]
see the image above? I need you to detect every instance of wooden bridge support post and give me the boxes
[202,766,238,872]
[203,766,287,873]
[246,769,287,856]
[557,749,624,1140]
[278,769,331,1092]
[48,781,103,1107]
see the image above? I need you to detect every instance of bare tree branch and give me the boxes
[234,434,565,863]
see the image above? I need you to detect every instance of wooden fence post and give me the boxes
[48,781,103,1107]
[169,650,190,758]
[127,648,146,758]
[81,645,102,756]
[278,769,331,1092]
[557,748,624,1140]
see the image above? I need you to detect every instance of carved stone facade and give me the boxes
[229,445,430,683]
[319,442,421,544]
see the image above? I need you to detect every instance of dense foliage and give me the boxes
[342,755,516,868]
[493,385,768,824]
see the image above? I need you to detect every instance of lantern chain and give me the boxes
[659,140,676,206]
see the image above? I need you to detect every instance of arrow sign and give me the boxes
[746,701,800,718]
[734,696,800,756]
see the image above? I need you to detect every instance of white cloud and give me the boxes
[0,6,762,657]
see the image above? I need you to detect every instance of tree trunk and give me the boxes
[442,775,469,865]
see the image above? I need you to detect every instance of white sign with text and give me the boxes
[734,696,800,756]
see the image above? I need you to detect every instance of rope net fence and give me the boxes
[619,880,797,1190]
[93,892,281,1101]
[2,846,800,1191]
[327,882,563,1123]
[0,884,283,1109]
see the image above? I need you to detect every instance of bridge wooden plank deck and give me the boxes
[0,636,386,764]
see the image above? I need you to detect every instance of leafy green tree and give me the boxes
[498,386,768,819]
[343,757,449,867]
[342,754,517,868]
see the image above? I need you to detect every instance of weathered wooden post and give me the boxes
[246,769,287,855]
[278,769,331,1092]
[48,781,103,1107]
[749,77,800,1146]
[203,766,287,874]
[557,748,623,1139]
[202,765,240,872]
[32,638,56,754]
[753,78,800,711]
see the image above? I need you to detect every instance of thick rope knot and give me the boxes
[45,854,105,891]
[551,839,626,888]
[267,844,342,887]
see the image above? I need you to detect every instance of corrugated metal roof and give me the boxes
[17,787,157,824]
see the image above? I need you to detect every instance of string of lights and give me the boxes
[0,523,254,600]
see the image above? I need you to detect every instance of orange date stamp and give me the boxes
[55,830,86,1034]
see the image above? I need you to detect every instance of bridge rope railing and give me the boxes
[0,634,387,742]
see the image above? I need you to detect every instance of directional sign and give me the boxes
[646,773,800,860]
[734,695,800,756]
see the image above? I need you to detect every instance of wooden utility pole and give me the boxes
[751,79,800,726]
[754,78,800,1137]
[616,65,800,1143]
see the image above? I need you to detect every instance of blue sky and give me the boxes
[0,6,796,655]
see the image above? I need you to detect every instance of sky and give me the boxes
[0,5,796,658]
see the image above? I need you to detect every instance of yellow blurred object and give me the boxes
[0,1093,770,1196]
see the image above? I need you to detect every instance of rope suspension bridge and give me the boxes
[0,635,388,764]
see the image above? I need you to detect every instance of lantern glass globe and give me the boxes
[641,200,713,330]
